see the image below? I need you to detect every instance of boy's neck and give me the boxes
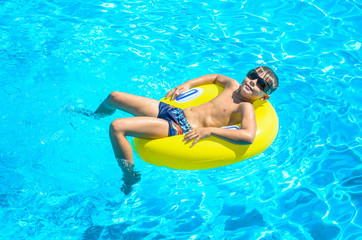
[232,88,253,104]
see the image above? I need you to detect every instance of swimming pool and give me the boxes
[1,0,361,239]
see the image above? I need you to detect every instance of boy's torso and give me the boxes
[183,84,251,129]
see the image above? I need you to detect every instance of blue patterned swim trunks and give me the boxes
[157,102,192,136]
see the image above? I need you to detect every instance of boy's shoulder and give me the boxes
[238,101,255,113]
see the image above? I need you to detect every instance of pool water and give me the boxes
[1,0,361,239]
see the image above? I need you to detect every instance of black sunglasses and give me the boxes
[246,69,272,94]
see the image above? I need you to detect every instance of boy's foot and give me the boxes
[117,159,141,195]
[64,105,100,119]
[121,170,141,195]
[93,108,116,118]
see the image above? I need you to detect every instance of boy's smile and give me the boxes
[244,82,253,92]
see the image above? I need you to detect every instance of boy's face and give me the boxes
[239,69,270,102]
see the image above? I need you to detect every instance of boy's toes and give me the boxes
[120,171,141,195]
[121,184,133,195]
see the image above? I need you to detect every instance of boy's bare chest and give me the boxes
[185,91,245,127]
[211,102,242,125]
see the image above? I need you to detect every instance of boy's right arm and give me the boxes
[164,74,238,100]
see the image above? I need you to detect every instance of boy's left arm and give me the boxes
[183,104,256,146]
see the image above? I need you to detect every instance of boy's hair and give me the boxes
[256,66,279,94]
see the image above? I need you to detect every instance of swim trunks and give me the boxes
[157,102,192,136]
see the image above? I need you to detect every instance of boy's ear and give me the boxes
[260,94,270,101]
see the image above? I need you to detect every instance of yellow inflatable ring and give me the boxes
[133,84,278,170]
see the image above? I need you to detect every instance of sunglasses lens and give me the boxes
[246,70,253,77]
[249,70,258,79]
[257,78,266,89]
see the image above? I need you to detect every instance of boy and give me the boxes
[94,66,278,194]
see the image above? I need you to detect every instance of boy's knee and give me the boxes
[110,119,125,134]
[110,118,134,135]
[107,91,122,105]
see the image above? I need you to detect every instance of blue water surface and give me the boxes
[1,0,362,239]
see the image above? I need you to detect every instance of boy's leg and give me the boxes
[109,116,169,194]
[94,91,160,118]
[109,116,169,164]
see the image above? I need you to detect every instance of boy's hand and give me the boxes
[183,128,212,147]
[164,83,191,101]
